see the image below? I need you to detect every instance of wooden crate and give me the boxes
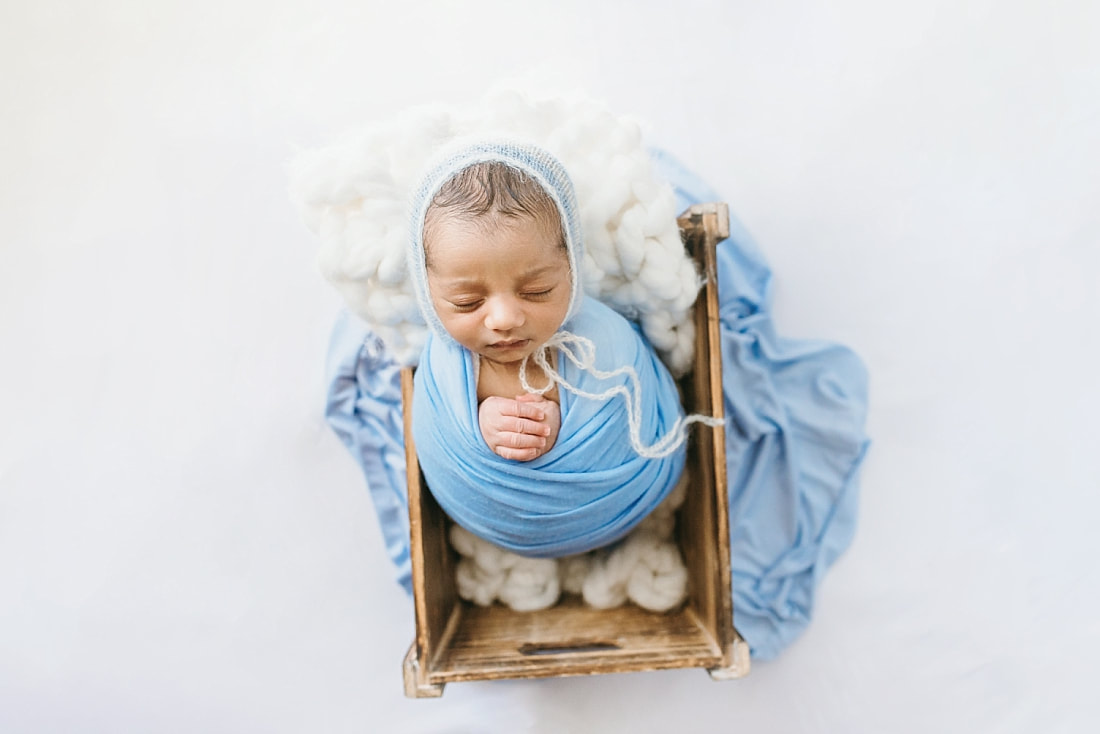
[400,203,749,697]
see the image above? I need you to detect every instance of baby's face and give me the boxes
[425,213,571,367]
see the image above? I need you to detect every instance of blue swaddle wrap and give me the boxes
[323,149,870,660]
[413,297,687,557]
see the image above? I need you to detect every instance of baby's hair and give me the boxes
[423,161,566,258]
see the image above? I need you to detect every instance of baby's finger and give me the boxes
[509,416,551,437]
[495,445,541,462]
[508,399,548,422]
[501,430,547,450]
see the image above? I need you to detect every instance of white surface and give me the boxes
[2,1,1098,732]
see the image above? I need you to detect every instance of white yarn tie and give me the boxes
[518,331,724,459]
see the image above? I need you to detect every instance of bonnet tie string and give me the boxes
[518,331,724,460]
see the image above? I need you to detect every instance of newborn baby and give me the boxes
[408,141,711,609]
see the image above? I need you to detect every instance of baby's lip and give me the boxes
[488,339,530,349]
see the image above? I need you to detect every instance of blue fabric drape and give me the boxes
[650,149,870,659]
[324,151,870,659]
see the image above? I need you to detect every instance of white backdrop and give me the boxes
[3,1,1098,732]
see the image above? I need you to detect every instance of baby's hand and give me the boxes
[479,394,561,462]
[517,394,560,458]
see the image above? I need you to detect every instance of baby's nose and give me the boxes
[484,297,524,331]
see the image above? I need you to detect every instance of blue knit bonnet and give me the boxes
[408,141,584,346]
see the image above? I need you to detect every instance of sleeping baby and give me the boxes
[407,141,719,610]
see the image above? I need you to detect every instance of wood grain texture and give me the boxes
[428,597,722,684]
[677,203,736,665]
[401,369,458,683]
[403,642,445,697]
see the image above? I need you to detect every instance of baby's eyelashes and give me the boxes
[447,299,482,312]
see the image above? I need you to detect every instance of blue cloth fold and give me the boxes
[412,297,687,557]
[323,317,412,594]
[324,150,870,660]
[651,149,870,659]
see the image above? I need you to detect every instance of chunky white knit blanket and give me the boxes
[289,89,701,375]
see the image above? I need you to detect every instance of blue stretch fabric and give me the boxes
[413,297,686,557]
[324,151,870,659]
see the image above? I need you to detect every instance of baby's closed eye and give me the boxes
[447,298,483,312]
[521,286,555,300]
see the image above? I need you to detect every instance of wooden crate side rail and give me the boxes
[676,203,747,676]
[401,369,457,692]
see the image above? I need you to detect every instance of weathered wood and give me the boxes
[403,642,445,697]
[401,370,457,690]
[426,597,723,684]
[707,636,752,681]
[400,204,747,697]
[677,202,737,672]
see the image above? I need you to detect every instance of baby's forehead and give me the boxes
[429,210,562,252]
[438,207,555,232]
[425,205,565,256]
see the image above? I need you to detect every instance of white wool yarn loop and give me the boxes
[625,535,690,612]
[498,558,562,612]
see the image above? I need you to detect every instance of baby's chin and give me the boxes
[477,339,544,365]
